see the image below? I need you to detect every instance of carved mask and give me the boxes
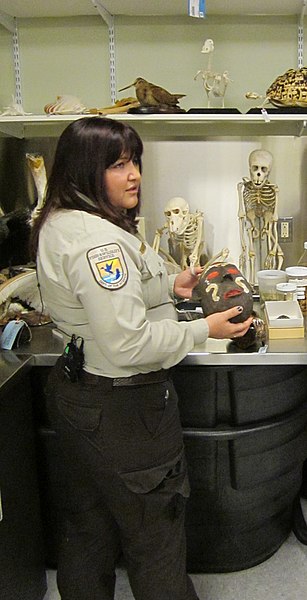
[164,197,190,235]
[197,262,253,323]
[248,149,273,189]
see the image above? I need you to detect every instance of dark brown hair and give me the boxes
[30,116,143,256]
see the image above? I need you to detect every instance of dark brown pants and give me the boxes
[45,359,199,600]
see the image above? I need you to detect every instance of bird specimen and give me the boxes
[26,153,47,225]
[194,39,231,108]
[118,77,185,109]
[0,270,50,325]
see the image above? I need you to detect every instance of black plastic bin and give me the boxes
[173,364,307,573]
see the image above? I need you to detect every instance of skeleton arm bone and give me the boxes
[263,186,283,269]
[237,182,247,247]
[203,247,229,272]
[276,243,284,270]
[152,223,168,254]
[237,181,248,273]
[188,213,204,267]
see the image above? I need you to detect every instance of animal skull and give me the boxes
[248,149,273,189]
[201,39,214,54]
[164,197,190,235]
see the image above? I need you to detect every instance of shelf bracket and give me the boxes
[0,13,23,107]
[92,0,117,104]
[12,18,23,106]
[0,121,25,139]
[260,108,270,123]
[297,119,307,137]
[0,10,15,33]
[298,0,307,68]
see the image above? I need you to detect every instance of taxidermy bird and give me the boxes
[118,77,185,107]
[0,270,50,324]
[26,153,47,225]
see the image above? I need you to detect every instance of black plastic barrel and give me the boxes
[172,364,307,573]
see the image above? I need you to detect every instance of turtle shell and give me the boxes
[266,68,307,107]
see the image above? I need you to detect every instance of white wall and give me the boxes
[141,136,307,268]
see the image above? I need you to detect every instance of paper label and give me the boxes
[188,0,206,18]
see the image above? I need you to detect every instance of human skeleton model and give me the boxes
[237,149,284,286]
[152,197,204,270]
[194,39,231,108]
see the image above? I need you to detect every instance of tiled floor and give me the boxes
[44,500,307,600]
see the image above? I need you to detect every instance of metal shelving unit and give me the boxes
[0,1,307,138]
[1,111,307,140]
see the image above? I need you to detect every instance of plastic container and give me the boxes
[298,241,307,267]
[276,282,297,301]
[285,266,307,314]
[257,269,287,304]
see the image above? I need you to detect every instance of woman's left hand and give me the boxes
[174,266,203,299]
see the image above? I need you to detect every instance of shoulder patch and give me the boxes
[87,243,128,290]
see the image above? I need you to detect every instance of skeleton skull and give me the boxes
[164,197,190,235]
[248,149,273,189]
[201,38,214,54]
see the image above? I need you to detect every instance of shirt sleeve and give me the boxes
[65,236,209,373]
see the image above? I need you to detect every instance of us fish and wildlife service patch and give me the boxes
[87,243,128,290]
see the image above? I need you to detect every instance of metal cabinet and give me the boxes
[0,367,46,599]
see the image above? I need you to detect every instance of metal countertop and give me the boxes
[1,317,307,392]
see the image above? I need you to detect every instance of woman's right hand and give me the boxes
[205,306,254,340]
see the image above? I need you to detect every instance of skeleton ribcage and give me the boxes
[243,182,276,218]
[171,218,199,250]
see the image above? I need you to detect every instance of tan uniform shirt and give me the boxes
[37,210,209,377]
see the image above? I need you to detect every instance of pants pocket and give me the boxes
[56,397,102,432]
[119,449,190,497]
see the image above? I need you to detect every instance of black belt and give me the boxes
[81,369,170,387]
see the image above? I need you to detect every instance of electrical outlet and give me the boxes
[278,217,293,242]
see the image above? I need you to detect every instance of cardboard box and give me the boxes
[267,326,305,339]
[265,300,304,338]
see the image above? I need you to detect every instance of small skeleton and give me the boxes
[194,39,231,108]
[237,149,284,286]
[152,197,204,270]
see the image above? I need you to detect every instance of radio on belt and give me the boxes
[63,334,84,382]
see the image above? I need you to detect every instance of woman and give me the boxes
[30,117,252,600]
